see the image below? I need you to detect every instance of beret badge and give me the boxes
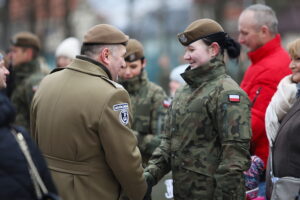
[178,34,187,43]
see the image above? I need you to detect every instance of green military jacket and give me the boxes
[145,56,252,200]
[11,59,44,130]
[119,71,167,165]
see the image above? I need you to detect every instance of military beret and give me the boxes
[83,24,129,45]
[178,18,224,46]
[11,32,41,51]
[124,39,144,62]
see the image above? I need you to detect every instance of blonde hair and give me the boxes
[287,38,300,59]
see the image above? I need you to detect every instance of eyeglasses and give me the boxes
[0,53,3,61]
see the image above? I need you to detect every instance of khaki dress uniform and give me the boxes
[31,56,146,200]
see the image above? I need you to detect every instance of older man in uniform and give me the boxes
[118,39,167,166]
[9,32,44,130]
[31,24,147,200]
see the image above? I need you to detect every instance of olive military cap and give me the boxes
[178,18,224,46]
[125,39,144,62]
[83,24,129,45]
[11,32,41,51]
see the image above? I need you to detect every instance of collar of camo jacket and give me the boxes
[13,59,40,86]
[119,70,148,94]
[181,54,225,88]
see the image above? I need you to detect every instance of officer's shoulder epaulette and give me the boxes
[100,76,124,89]
[50,67,65,74]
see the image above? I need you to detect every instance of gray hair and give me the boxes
[245,4,278,35]
[80,44,121,59]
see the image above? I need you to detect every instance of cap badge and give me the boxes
[179,34,187,43]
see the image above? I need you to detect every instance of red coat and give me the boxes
[240,34,291,167]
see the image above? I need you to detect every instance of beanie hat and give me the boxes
[178,18,224,46]
[125,39,144,62]
[11,32,41,51]
[170,64,188,85]
[83,24,129,45]
[55,37,80,59]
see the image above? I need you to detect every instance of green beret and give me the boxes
[125,39,144,62]
[178,18,224,46]
[83,24,129,45]
[11,32,41,51]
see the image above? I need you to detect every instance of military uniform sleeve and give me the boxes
[139,88,168,157]
[144,110,172,184]
[214,90,252,199]
[99,88,146,200]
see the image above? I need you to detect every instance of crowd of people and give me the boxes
[0,3,300,200]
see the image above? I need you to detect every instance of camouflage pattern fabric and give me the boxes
[11,59,44,130]
[119,71,167,166]
[145,55,252,200]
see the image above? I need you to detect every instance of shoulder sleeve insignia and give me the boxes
[228,94,240,103]
[113,103,129,125]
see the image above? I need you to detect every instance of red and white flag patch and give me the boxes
[228,94,240,103]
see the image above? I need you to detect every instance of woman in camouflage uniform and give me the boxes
[144,18,252,200]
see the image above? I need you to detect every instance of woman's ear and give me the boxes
[209,42,220,56]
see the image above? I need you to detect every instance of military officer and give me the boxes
[144,19,252,200]
[31,24,147,200]
[118,39,168,166]
[9,32,45,130]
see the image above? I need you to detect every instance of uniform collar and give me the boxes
[69,55,112,80]
[119,70,148,94]
[14,59,40,78]
[181,54,225,88]
[248,34,282,64]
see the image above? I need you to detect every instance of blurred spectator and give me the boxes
[265,38,300,199]
[118,38,167,166]
[158,55,171,94]
[9,32,45,130]
[0,52,58,199]
[238,3,291,169]
[55,37,80,68]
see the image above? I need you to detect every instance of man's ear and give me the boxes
[99,48,110,65]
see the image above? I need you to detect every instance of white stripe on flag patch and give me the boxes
[228,94,240,102]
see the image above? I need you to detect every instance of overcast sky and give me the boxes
[87,0,192,28]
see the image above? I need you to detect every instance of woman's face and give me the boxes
[0,56,9,89]
[289,55,300,83]
[183,40,214,69]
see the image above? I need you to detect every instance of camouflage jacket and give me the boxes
[145,56,252,200]
[119,71,167,165]
[11,59,44,130]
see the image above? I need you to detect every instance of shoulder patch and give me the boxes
[113,103,129,125]
[228,94,240,103]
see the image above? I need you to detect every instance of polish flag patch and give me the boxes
[228,94,240,103]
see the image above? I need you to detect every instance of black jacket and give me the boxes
[0,93,57,199]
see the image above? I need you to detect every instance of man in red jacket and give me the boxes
[238,4,291,169]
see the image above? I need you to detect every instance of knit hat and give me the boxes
[170,64,188,85]
[125,39,144,62]
[178,18,224,46]
[55,37,80,59]
[11,32,41,51]
[83,24,129,45]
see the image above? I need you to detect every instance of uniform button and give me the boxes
[172,128,176,131]
[181,162,185,166]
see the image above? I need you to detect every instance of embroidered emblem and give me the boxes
[228,94,240,103]
[113,103,129,125]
